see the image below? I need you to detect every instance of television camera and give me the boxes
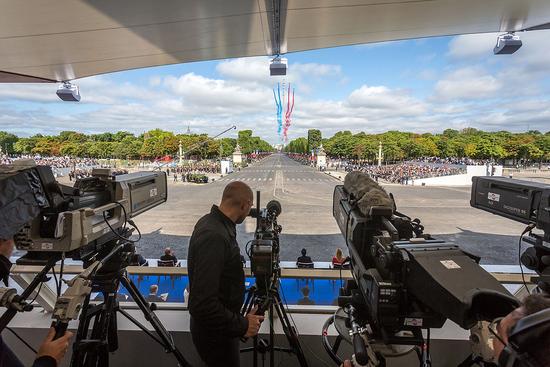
[248,192,283,287]
[0,161,191,366]
[242,191,308,367]
[470,176,550,292]
[323,171,519,367]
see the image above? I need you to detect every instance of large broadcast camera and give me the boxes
[0,161,166,263]
[471,176,550,292]
[243,192,309,367]
[323,171,519,367]
[248,191,283,286]
[0,161,191,366]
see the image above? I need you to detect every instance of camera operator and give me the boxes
[491,293,550,367]
[187,181,264,367]
[0,238,74,367]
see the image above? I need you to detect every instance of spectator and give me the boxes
[129,253,148,266]
[160,247,178,263]
[146,284,164,302]
[296,248,313,268]
[297,286,315,305]
[332,248,346,267]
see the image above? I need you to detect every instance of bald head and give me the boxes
[219,181,253,224]
[221,181,253,207]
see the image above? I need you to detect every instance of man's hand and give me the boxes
[244,306,265,338]
[36,327,74,365]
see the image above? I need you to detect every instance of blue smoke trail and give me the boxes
[273,83,283,136]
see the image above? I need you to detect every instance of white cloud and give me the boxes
[348,85,426,115]
[163,72,271,112]
[433,67,502,101]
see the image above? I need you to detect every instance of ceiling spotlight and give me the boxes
[493,32,522,55]
[56,81,81,102]
[270,56,287,76]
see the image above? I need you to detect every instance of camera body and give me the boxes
[248,194,282,287]
[471,176,550,291]
[0,163,166,262]
[333,181,518,346]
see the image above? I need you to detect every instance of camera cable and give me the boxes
[518,224,536,294]
[102,202,142,244]
[57,253,65,297]
[51,267,59,297]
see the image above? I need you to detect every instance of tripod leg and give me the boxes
[120,274,192,367]
[88,292,118,367]
[269,302,274,367]
[70,291,116,367]
[272,292,309,367]
[70,294,92,367]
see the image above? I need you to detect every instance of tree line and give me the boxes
[0,129,273,159]
[285,128,550,164]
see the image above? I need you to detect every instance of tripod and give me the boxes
[241,278,309,367]
[0,241,191,367]
[68,249,191,367]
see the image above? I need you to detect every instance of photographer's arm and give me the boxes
[188,233,248,337]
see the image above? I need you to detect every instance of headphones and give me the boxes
[498,308,550,367]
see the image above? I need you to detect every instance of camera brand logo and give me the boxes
[487,192,500,202]
[440,260,461,269]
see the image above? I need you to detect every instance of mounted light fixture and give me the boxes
[56,81,81,102]
[270,56,287,76]
[493,32,522,55]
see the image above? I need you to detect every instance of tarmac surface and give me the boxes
[133,153,529,265]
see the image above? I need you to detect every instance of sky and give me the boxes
[1,30,550,144]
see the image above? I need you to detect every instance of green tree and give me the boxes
[307,129,322,152]
[32,137,60,156]
[286,137,308,153]
[0,131,19,154]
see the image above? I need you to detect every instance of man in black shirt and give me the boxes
[188,181,264,367]
[160,247,177,264]
[296,248,313,267]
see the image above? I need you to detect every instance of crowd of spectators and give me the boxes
[287,153,314,165]
[345,163,465,184]
[407,156,491,165]
[166,162,219,176]
[0,154,99,169]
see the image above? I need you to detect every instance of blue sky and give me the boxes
[1,30,550,144]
